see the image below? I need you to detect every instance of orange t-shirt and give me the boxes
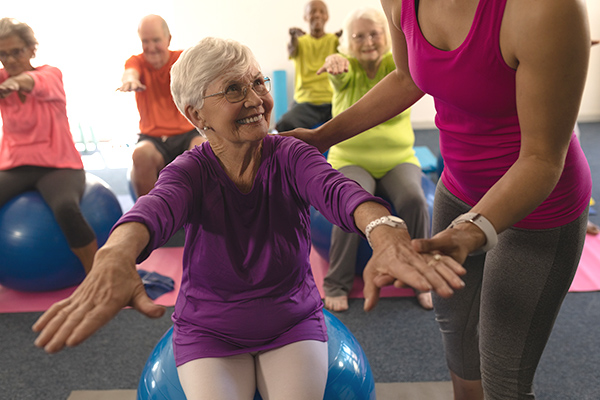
[125,50,194,137]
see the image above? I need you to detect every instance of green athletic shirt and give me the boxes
[327,52,419,179]
[291,33,339,104]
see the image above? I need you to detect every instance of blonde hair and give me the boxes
[337,7,391,57]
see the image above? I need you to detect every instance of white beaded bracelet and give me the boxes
[365,216,407,248]
[448,212,497,255]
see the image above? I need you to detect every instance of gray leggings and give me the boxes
[0,166,96,248]
[432,182,587,399]
[324,163,429,297]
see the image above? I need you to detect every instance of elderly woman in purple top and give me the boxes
[32,37,465,400]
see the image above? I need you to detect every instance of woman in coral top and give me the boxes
[285,0,592,398]
[0,18,96,273]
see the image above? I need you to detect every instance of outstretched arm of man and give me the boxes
[117,68,146,92]
[32,222,165,354]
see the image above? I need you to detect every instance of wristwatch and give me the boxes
[448,212,498,255]
[365,215,407,248]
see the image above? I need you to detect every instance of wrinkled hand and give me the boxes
[363,229,466,311]
[317,54,349,75]
[289,27,306,38]
[0,78,19,98]
[32,251,165,354]
[117,79,146,92]
[278,126,329,153]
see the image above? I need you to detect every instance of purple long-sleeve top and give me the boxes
[115,135,388,366]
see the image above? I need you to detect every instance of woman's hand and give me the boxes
[412,221,488,266]
[363,226,466,311]
[278,126,330,153]
[32,248,165,353]
[0,77,19,98]
[317,54,349,75]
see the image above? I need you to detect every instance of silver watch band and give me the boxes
[365,215,407,248]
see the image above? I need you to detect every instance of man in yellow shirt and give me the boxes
[275,1,341,132]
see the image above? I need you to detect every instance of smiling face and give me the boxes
[349,18,386,67]
[138,17,171,69]
[0,35,34,76]
[304,1,329,36]
[192,68,273,147]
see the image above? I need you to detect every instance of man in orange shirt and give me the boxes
[118,14,205,197]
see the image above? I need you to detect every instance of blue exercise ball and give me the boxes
[311,173,436,275]
[137,310,375,400]
[0,173,123,292]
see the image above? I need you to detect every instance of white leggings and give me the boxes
[177,340,328,400]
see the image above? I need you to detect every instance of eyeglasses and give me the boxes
[0,47,28,61]
[351,31,383,43]
[202,76,271,104]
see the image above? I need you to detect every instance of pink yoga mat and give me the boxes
[2,235,600,314]
[0,247,183,314]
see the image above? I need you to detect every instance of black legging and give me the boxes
[0,166,96,248]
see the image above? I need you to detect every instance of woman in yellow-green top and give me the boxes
[318,7,431,312]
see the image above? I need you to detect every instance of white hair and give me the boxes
[337,7,391,57]
[170,37,260,121]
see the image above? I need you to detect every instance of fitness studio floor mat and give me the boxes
[0,246,184,313]
[375,381,453,399]
[570,232,600,292]
[3,232,600,314]
[68,390,135,400]
[67,382,453,400]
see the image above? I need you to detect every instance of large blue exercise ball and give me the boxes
[0,173,123,292]
[137,310,376,400]
[311,173,436,275]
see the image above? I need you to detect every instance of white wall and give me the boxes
[3,0,600,138]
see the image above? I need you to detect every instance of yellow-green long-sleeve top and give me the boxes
[326,52,419,179]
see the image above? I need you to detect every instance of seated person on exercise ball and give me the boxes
[117,14,206,197]
[32,37,466,400]
[0,18,97,274]
[317,7,431,312]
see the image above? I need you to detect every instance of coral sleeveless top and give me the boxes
[401,0,591,229]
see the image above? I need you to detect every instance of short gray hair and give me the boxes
[170,37,259,118]
[337,7,391,57]
[0,18,38,49]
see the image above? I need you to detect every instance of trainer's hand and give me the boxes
[363,227,466,311]
[278,126,330,153]
[32,249,165,354]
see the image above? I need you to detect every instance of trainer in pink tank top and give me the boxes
[401,0,591,229]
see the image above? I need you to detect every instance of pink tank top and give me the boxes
[401,0,591,229]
